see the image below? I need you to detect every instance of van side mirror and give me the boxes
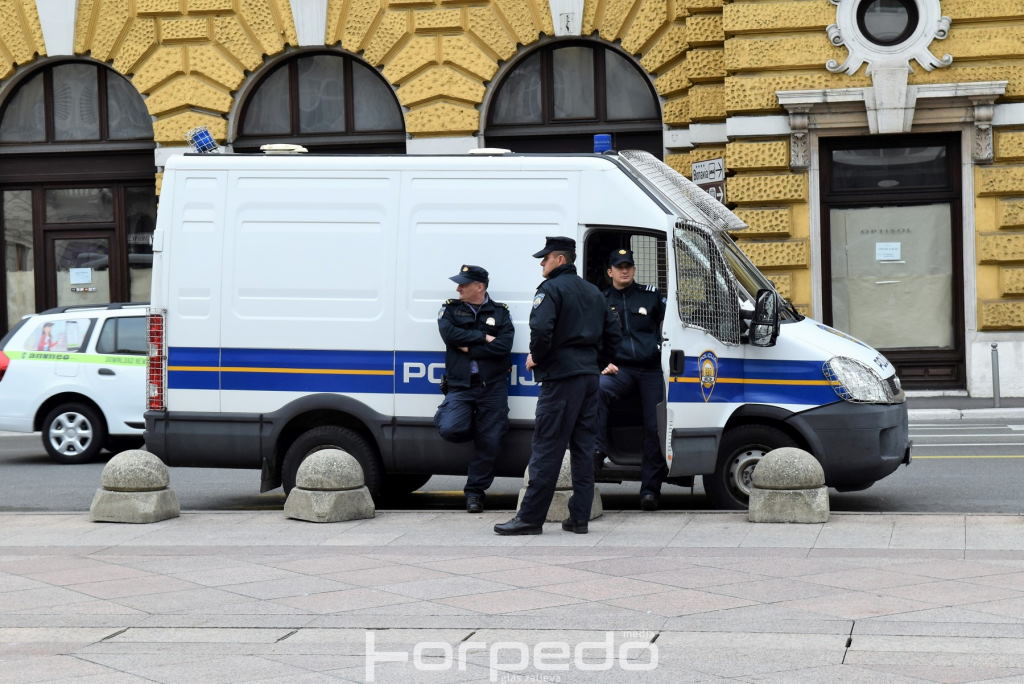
[750,289,780,347]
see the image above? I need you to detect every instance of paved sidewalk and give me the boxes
[3,510,1024,683]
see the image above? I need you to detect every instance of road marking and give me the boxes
[913,454,1024,459]
[912,433,1016,438]
[913,442,1024,447]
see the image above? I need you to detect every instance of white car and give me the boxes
[0,304,147,463]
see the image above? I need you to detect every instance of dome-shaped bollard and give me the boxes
[516,451,603,522]
[748,447,829,524]
[90,450,180,523]
[284,449,375,523]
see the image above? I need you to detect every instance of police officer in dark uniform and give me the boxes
[596,248,668,511]
[435,265,515,513]
[494,237,620,536]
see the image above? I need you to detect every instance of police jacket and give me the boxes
[529,264,622,382]
[438,296,514,390]
[605,282,666,369]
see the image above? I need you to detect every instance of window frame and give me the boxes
[486,41,661,139]
[234,51,406,152]
[0,62,153,149]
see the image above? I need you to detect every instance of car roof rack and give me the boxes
[38,302,149,315]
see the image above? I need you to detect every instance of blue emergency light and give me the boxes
[593,133,612,153]
[185,126,218,154]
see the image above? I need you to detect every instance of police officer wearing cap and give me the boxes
[494,237,620,536]
[435,265,515,514]
[597,248,668,510]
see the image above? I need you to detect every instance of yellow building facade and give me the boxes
[0,0,1021,395]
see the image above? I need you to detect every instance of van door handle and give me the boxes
[98,368,115,376]
[669,350,686,376]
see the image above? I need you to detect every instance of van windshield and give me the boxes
[716,232,798,322]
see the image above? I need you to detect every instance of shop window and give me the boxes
[235,52,405,153]
[486,42,662,156]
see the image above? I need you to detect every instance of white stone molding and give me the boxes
[405,136,482,155]
[549,0,584,37]
[826,0,951,134]
[291,0,329,47]
[664,128,693,151]
[778,81,1006,169]
[725,115,792,138]
[690,123,728,145]
[35,0,77,55]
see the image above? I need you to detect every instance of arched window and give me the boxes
[485,42,662,156]
[235,52,406,153]
[0,62,153,145]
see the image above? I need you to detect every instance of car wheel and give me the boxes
[42,403,108,465]
[282,425,382,500]
[705,424,799,510]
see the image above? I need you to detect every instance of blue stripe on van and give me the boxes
[166,347,840,406]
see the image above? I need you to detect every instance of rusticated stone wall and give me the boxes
[0,0,45,79]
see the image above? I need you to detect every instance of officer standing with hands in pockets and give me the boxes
[494,237,620,536]
[596,248,668,511]
[435,265,514,514]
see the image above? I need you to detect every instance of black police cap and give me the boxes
[532,236,576,259]
[449,264,489,285]
[608,248,635,266]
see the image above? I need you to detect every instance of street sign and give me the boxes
[692,157,726,204]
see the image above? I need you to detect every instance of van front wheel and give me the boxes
[282,426,382,500]
[705,425,798,510]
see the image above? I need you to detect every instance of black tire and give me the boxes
[383,473,432,498]
[41,402,108,465]
[282,425,382,499]
[705,424,799,510]
[104,436,146,454]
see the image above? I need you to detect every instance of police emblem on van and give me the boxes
[698,350,718,403]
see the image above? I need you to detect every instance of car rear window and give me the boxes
[96,317,147,355]
[23,318,93,352]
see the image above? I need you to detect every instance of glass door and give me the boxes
[46,233,116,308]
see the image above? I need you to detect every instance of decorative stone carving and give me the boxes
[825,0,952,134]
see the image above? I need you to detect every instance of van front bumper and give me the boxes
[786,401,910,490]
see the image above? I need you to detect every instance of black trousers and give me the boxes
[434,380,509,496]
[597,366,668,496]
[517,374,599,525]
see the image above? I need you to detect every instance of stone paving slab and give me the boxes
[2,510,1024,683]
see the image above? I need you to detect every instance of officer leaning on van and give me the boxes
[494,237,621,536]
[435,265,515,514]
[596,248,668,511]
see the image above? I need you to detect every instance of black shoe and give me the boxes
[466,494,484,514]
[561,518,588,534]
[494,517,543,536]
[640,492,659,511]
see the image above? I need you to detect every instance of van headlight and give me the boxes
[823,357,894,404]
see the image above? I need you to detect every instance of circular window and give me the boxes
[857,0,919,46]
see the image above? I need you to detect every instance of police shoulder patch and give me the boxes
[532,292,547,309]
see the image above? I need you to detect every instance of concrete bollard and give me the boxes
[516,451,603,522]
[748,447,829,523]
[284,449,375,523]
[90,450,180,523]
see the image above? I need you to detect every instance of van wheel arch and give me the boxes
[707,416,815,510]
[276,410,384,497]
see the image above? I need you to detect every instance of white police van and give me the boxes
[144,149,910,508]
[0,304,148,463]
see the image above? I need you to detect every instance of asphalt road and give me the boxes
[1,418,1023,514]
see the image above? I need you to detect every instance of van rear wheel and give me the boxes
[705,424,798,510]
[282,425,382,500]
[42,403,107,465]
